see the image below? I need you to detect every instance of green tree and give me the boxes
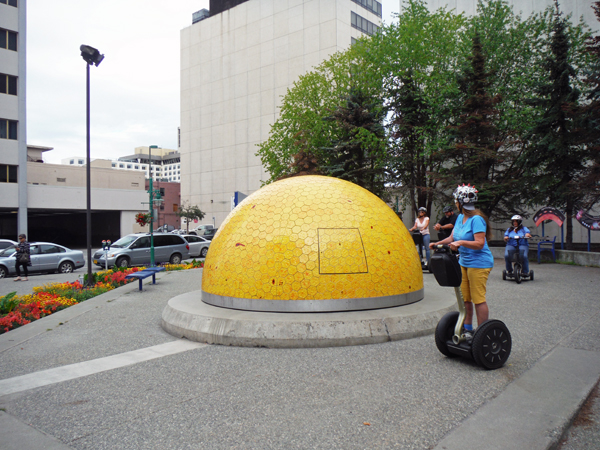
[523,6,589,248]
[437,32,519,218]
[321,88,388,198]
[574,1,600,209]
[388,69,437,215]
[176,202,206,233]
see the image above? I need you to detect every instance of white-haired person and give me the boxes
[504,215,532,276]
[429,184,494,339]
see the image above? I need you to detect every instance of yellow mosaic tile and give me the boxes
[202,175,423,301]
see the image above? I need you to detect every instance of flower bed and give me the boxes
[0,261,204,334]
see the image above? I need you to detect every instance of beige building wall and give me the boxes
[180,0,382,226]
[419,1,597,29]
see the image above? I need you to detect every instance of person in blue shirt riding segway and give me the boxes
[503,215,532,281]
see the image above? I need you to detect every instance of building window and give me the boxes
[142,165,146,170]
[0,119,17,140]
[173,203,178,212]
[351,12,379,36]
[351,0,382,17]
[0,164,17,183]
[134,165,139,169]
[119,164,124,168]
[0,74,17,96]
[78,159,84,164]
[112,163,116,167]
[0,0,18,7]
[69,159,74,164]
[127,164,132,169]
[0,28,18,51]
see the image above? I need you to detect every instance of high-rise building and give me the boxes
[416,1,596,29]
[0,0,26,236]
[180,0,384,225]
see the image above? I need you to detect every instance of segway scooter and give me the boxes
[411,232,432,273]
[431,245,512,370]
[502,236,533,284]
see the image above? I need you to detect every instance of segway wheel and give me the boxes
[472,320,512,370]
[435,311,459,357]
[530,270,534,281]
[502,270,506,281]
[515,266,522,284]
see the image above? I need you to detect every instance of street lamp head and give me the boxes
[80,45,104,66]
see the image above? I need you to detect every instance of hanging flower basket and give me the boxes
[135,212,152,227]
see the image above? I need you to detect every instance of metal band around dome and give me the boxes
[201,288,424,312]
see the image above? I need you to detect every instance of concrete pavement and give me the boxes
[0,261,599,449]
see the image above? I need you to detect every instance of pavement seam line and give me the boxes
[0,339,207,397]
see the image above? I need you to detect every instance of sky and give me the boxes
[27,0,402,164]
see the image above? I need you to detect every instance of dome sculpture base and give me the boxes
[161,285,455,348]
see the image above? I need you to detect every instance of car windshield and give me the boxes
[0,247,16,257]
[110,235,139,248]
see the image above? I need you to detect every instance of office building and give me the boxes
[0,0,26,236]
[180,0,384,225]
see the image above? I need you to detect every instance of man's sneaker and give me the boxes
[463,330,474,343]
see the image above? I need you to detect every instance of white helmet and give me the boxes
[453,184,478,206]
[511,215,523,223]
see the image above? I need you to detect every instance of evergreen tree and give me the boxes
[523,5,587,248]
[322,89,388,199]
[574,1,600,209]
[276,130,322,180]
[388,69,438,215]
[437,32,520,218]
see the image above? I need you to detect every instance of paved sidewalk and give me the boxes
[0,262,599,449]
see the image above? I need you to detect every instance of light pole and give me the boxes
[80,45,104,286]
[148,145,158,266]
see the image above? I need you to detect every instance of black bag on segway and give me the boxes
[429,248,462,287]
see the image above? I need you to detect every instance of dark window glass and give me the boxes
[0,31,6,49]
[0,75,5,94]
[7,31,17,51]
[8,120,17,139]
[9,0,18,7]
[133,237,150,248]
[0,119,7,139]
[8,165,17,182]
[0,165,7,182]
[8,75,17,95]
[40,245,62,254]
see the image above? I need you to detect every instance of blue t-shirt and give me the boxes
[505,226,531,247]
[453,214,494,269]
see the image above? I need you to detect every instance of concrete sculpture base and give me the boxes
[161,284,455,348]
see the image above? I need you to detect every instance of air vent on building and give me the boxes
[131,182,139,187]
[57,178,66,182]
[192,8,209,24]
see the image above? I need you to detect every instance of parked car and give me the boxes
[92,233,190,268]
[182,235,211,258]
[0,242,85,279]
[201,228,218,241]
[0,239,17,250]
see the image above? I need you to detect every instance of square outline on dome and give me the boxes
[317,228,368,274]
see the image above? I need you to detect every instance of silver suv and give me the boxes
[93,233,190,268]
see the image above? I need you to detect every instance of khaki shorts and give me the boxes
[460,266,492,305]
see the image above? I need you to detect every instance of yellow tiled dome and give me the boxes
[201,176,423,312]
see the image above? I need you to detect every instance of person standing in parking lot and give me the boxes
[14,234,31,281]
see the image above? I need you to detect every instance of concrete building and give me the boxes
[0,0,26,235]
[0,146,148,247]
[418,1,597,29]
[180,0,384,226]
[61,146,182,183]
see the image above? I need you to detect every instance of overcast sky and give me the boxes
[27,1,401,164]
